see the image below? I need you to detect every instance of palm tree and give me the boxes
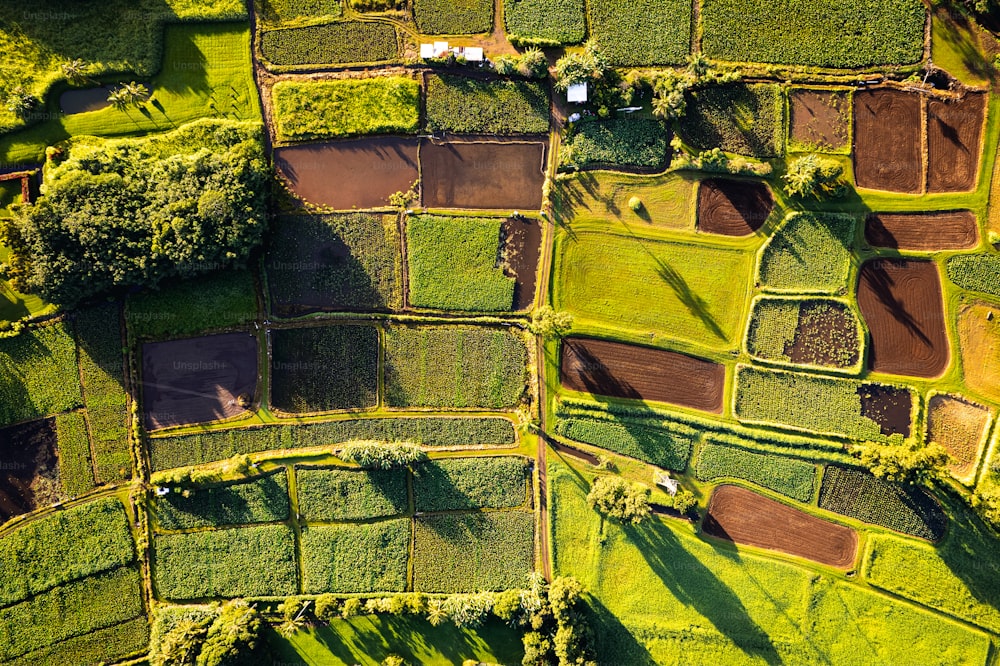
[426,599,448,626]
[121,81,150,107]
[107,87,129,111]
[60,59,89,86]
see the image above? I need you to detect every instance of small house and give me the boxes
[567,82,588,104]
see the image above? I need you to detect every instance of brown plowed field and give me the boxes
[857,259,950,378]
[927,394,991,479]
[142,333,259,430]
[854,89,923,193]
[0,418,60,521]
[789,88,851,151]
[865,211,979,250]
[703,484,858,569]
[559,337,725,413]
[274,137,419,210]
[927,92,985,193]
[697,179,773,236]
[421,141,546,210]
[502,216,542,311]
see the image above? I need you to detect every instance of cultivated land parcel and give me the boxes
[5,0,1000,664]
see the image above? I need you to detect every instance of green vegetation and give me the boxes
[757,213,856,293]
[297,467,408,520]
[127,269,258,339]
[819,466,946,540]
[746,298,862,370]
[425,75,550,134]
[414,456,530,511]
[0,321,81,426]
[503,0,586,44]
[270,325,379,412]
[413,511,534,592]
[783,153,847,198]
[261,22,399,67]
[587,0,691,65]
[555,417,695,470]
[407,216,514,312]
[300,520,410,593]
[267,214,402,313]
[272,77,420,142]
[552,171,696,229]
[679,83,784,158]
[149,417,517,470]
[339,441,428,469]
[560,119,670,170]
[735,366,911,441]
[850,438,951,485]
[947,254,1000,299]
[413,0,493,34]
[701,0,926,67]
[54,412,95,497]
[696,442,816,502]
[154,524,298,599]
[152,470,290,531]
[7,617,149,666]
[587,475,651,524]
[384,325,527,408]
[262,0,343,24]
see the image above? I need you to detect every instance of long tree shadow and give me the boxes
[857,259,934,346]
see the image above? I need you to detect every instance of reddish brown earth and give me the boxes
[927,92,986,193]
[854,89,923,193]
[142,333,259,430]
[559,337,725,413]
[858,384,914,438]
[927,394,991,478]
[789,88,851,151]
[704,484,858,569]
[274,137,420,210]
[0,418,61,522]
[857,259,950,378]
[697,179,773,236]
[865,211,979,250]
[421,141,546,210]
[501,216,542,311]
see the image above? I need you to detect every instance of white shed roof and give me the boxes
[420,43,435,59]
[567,82,587,103]
[464,46,484,61]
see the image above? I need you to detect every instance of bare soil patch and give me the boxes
[865,211,979,251]
[927,92,985,193]
[142,333,259,431]
[501,216,541,311]
[858,384,913,438]
[274,137,419,210]
[853,89,923,193]
[927,394,991,479]
[421,140,546,210]
[559,337,725,413]
[958,302,1000,403]
[857,259,950,379]
[789,88,851,151]
[59,86,115,115]
[697,179,773,236]
[0,418,62,522]
[703,484,858,569]
[786,300,860,369]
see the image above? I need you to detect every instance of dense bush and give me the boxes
[559,119,669,170]
[677,83,783,158]
[0,121,268,307]
[152,470,290,531]
[587,0,691,65]
[414,456,530,511]
[757,212,856,294]
[555,416,694,470]
[696,442,816,502]
[783,154,847,198]
[300,520,410,593]
[55,412,96,497]
[504,0,586,44]
[947,254,1000,298]
[0,322,81,427]
[413,0,493,34]
[425,75,549,135]
[297,467,408,520]
[339,441,428,469]
[261,22,398,66]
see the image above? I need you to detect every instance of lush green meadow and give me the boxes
[757,213,856,293]
[152,470,290,530]
[301,520,411,593]
[127,269,258,339]
[553,170,696,229]
[425,75,550,135]
[560,119,670,170]
[261,21,399,67]
[0,321,81,426]
[297,467,409,521]
[413,0,493,34]
[587,0,691,65]
[696,442,816,502]
[503,0,586,44]
[414,456,530,511]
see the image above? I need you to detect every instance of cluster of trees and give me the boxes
[494,49,549,79]
[648,53,740,123]
[850,438,951,486]
[782,154,847,199]
[587,475,696,525]
[150,601,263,666]
[338,441,427,469]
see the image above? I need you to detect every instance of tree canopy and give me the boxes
[587,475,650,525]
[850,438,951,485]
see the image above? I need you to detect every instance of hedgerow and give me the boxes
[413,0,493,34]
[555,417,694,470]
[746,298,861,370]
[262,0,343,24]
[0,322,81,427]
[695,442,816,502]
[0,497,134,608]
[270,325,379,412]
[757,213,856,293]
[947,254,1000,299]
[296,467,409,521]
[503,0,586,44]
[560,119,670,170]
[272,77,420,142]
[425,75,550,135]
[413,511,534,592]
[55,412,95,497]
[149,416,518,470]
[153,524,298,599]
[260,22,398,66]
[383,325,527,408]
[678,83,784,158]
[818,466,946,540]
[152,470,290,531]
[700,0,925,68]
[406,216,514,312]
[300,520,410,593]
[6,617,150,666]
[414,456,530,511]
[587,0,691,65]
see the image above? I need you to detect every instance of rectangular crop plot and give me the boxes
[735,365,914,441]
[757,212,855,294]
[0,417,60,522]
[421,141,546,210]
[560,337,725,412]
[262,0,342,23]
[261,21,398,66]
[153,524,298,599]
[503,0,585,44]
[7,616,150,666]
[296,467,409,521]
[701,0,925,68]
[854,89,923,193]
[425,75,549,135]
[0,322,81,427]
[927,92,985,193]
[300,519,410,593]
[746,297,862,372]
[588,0,690,65]
[555,416,694,470]
[414,0,493,34]
[267,213,402,315]
[270,325,379,413]
[559,118,670,170]
[696,442,816,502]
[926,394,991,479]
[788,88,851,153]
[866,211,978,251]
[151,470,290,531]
[384,325,527,409]
[414,456,530,511]
[413,511,534,592]
[679,83,784,158]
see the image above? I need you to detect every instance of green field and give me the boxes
[757,213,856,294]
[555,416,695,470]
[296,467,409,521]
[413,0,493,34]
[300,520,410,593]
[560,118,671,170]
[947,253,1000,299]
[679,83,784,158]
[0,321,82,426]
[261,0,344,25]
[587,0,691,65]
[414,456,530,511]
[260,21,399,67]
[553,171,696,230]
[6,617,149,666]
[696,442,817,502]
[425,74,550,135]
[152,470,290,531]
[503,0,586,44]
[54,412,96,497]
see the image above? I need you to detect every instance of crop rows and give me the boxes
[261,21,398,67]
[587,0,691,65]
[414,456,529,511]
[746,298,861,370]
[127,269,258,339]
[300,520,411,593]
[54,412,96,497]
[560,119,670,170]
[425,74,550,135]
[0,321,81,427]
[503,0,586,44]
[680,83,784,158]
[696,442,816,502]
[413,0,493,34]
[262,0,343,24]
[297,467,409,521]
[758,213,856,293]
[555,416,695,470]
[6,617,149,666]
[947,254,1000,299]
[152,470,290,531]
